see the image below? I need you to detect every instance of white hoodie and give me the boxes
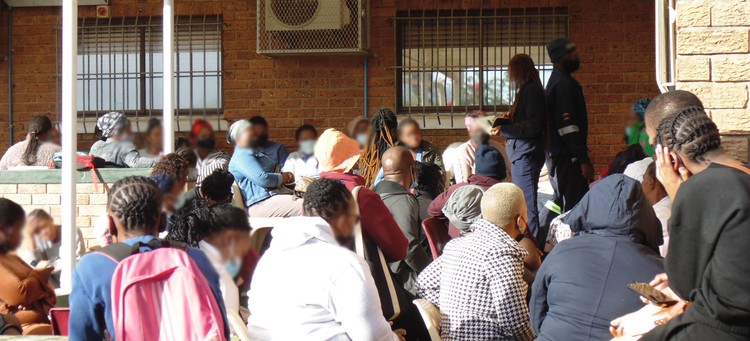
[247,216,398,341]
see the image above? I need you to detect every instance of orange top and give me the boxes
[0,253,56,326]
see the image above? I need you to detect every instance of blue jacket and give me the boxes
[229,147,283,207]
[501,79,546,163]
[545,67,590,164]
[260,141,289,167]
[69,235,229,340]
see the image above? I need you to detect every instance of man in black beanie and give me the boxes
[539,37,592,247]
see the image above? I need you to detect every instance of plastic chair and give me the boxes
[422,217,452,260]
[412,299,442,341]
[227,309,250,341]
[250,227,274,257]
[49,308,70,336]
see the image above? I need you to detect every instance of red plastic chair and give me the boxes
[49,308,70,336]
[422,217,453,260]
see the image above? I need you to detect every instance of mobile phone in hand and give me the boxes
[627,282,678,307]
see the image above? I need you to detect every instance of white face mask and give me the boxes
[356,133,368,147]
[298,139,316,155]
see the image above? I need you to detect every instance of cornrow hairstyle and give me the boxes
[0,198,26,228]
[415,162,445,198]
[294,124,318,141]
[166,203,250,247]
[360,108,398,187]
[656,106,721,163]
[107,176,163,234]
[199,169,235,202]
[303,178,354,222]
[151,153,189,182]
[22,115,54,165]
[27,208,53,221]
[176,147,198,168]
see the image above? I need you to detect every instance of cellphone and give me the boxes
[492,116,511,127]
[627,282,678,306]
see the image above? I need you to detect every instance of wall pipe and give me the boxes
[7,6,13,146]
[363,55,368,118]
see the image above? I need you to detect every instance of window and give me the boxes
[71,16,222,131]
[396,8,568,119]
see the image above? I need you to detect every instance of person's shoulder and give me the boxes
[75,251,117,279]
[286,151,303,160]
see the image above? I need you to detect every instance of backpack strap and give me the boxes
[96,242,140,263]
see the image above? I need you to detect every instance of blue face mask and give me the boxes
[224,257,242,278]
[298,139,316,156]
[356,133,368,147]
[411,180,419,189]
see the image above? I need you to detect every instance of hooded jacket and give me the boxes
[247,216,398,341]
[428,174,502,235]
[373,180,432,296]
[530,175,664,341]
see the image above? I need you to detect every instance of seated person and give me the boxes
[0,115,60,170]
[138,118,162,158]
[227,120,302,217]
[0,198,56,335]
[624,159,672,256]
[19,209,85,288]
[347,115,370,148]
[176,147,198,181]
[152,153,189,189]
[441,185,485,236]
[249,115,289,167]
[247,179,405,341]
[397,118,443,169]
[454,111,511,183]
[429,145,506,234]
[89,112,158,168]
[190,119,221,169]
[417,183,535,340]
[69,176,228,340]
[167,204,251,314]
[625,98,654,156]
[176,169,235,218]
[530,174,664,341]
[282,124,320,181]
[414,162,444,224]
[373,147,431,297]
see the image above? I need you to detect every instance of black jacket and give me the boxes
[501,79,546,163]
[545,67,590,164]
[373,180,432,296]
[531,175,664,341]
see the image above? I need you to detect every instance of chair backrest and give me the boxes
[227,309,251,341]
[232,181,246,209]
[49,308,70,336]
[422,217,452,260]
[412,299,442,341]
[250,226,274,256]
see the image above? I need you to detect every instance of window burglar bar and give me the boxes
[395,8,568,128]
[56,15,223,133]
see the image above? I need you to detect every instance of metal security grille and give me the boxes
[257,0,369,55]
[396,8,568,126]
[60,15,223,133]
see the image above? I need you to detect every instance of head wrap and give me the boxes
[475,145,507,181]
[314,128,361,173]
[632,98,651,119]
[97,112,128,139]
[226,119,251,145]
[443,185,485,235]
[191,119,214,138]
[623,157,654,183]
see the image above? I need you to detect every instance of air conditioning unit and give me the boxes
[257,0,369,56]
[265,0,350,31]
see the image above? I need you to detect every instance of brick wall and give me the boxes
[0,0,660,170]
[675,0,750,163]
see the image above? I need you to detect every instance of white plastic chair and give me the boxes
[413,299,442,341]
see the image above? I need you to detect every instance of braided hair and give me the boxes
[656,107,721,163]
[360,108,398,187]
[166,203,250,247]
[151,153,189,184]
[22,115,54,165]
[302,178,354,221]
[107,176,163,234]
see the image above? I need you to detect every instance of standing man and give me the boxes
[542,38,593,237]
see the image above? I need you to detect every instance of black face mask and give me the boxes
[257,134,269,147]
[562,59,581,73]
[472,133,490,146]
[196,138,215,150]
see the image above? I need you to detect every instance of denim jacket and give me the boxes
[229,147,283,207]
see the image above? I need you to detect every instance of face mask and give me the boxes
[411,180,419,189]
[356,133,368,147]
[562,59,581,73]
[196,138,215,150]
[298,140,316,155]
[257,134,269,147]
[472,133,490,145]
[515,217,528,242]
[224,256,242,278]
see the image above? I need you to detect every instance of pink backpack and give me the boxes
[97,240,227,341]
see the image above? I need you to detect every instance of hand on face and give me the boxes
[655,144,690,198]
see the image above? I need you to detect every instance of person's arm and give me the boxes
[529,258,551,335]
[553,83,590,164]
[330,260,400,341]
[487,252,535,341]
[427,188,451,221]
[392,198,431,273]
[501,84,545,139]
[416,256,442,306]
[359,189,408,262]
[120,142,158,168]
[69,265,106,340]
[232,152,283,189]
[0,260,52,306]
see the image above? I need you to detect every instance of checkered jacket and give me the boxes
[417,219,535,341]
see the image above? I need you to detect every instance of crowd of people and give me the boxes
[0,36,747,341]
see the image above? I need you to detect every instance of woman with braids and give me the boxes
[0,115,60,170]
[493,54,547,241]
[611,107,750,340]
[167,204,251,314]
[69,176,228,340]
[359,108,399,188]
[89,112,158,168]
